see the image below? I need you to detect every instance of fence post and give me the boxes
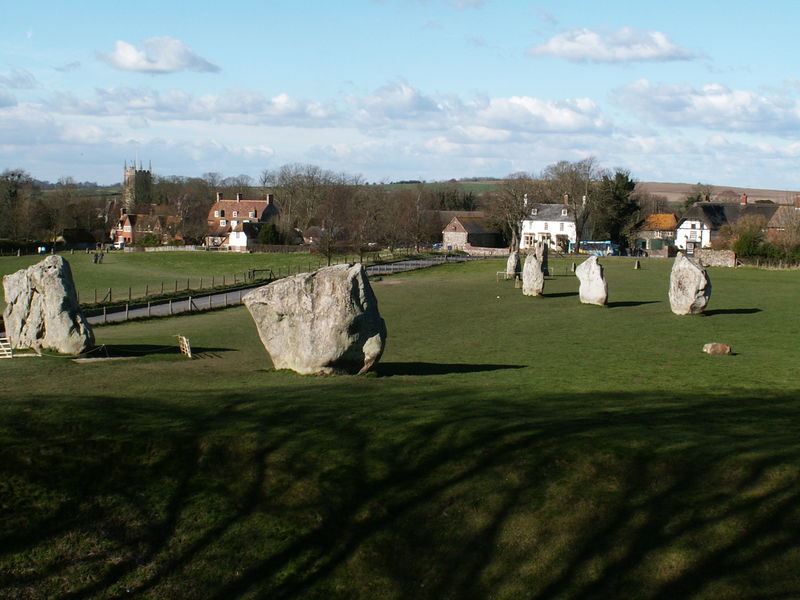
[145,284,149,297]
[189,296,192,312]
[224,293,228,307]
[187,277,190,290]
[161,281,164,294]
[200,277,203,289]
[103,307,107,324]
[169,300,173,315]
[128,287,131,302]
[147,302,151,317]
[125,303,129,320]
[212,276,215,288]
[94,289,97,303]
[175,280,178,293]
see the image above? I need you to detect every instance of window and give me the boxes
[561,208,568,216]
[249,210,256,218]
[231,220,238,228]
[544,222,549,231]
[214,210,220,218]
[559,222,564,231]
[531,208,538,215]
[232,210,238,217]
[220,219,227,226]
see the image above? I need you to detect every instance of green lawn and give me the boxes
[0,250,376,309]
[1,258,799,599]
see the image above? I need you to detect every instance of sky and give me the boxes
[1,0,798,189]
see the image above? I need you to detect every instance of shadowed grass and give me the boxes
[1,258,799,599]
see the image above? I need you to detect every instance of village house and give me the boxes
[520,197,577,252]
[675,195,779,254]
[111,207,181,247]
[205,192,279,249]
[442,214,504,252]
[632,213,678,257]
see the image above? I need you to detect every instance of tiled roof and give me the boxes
[526,204,575,222]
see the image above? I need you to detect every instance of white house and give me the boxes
[520,201,577,252]
[675,197,778,254]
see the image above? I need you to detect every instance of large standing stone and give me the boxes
[522,243,545,296]
[506,250,520,278]
[2,255,94,354]
[575,255,608,306]
[243,263,387,375]
[669,253,712,315]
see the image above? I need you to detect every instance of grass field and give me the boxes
[0,250,381,310]
[1,258,799,599]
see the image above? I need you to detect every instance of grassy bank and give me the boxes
[1,258,799,599]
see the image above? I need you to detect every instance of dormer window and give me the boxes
[561,208,568,216]
[249,210,256,218]
[232,210,238,218]
[531,208,538,216]
[220,219,227,226]
[214,210,220,218]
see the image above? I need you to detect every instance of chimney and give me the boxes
[795,194,800,210]
[216,191,223,201]
[563,194,569,205]
[266,193,274,205]
[236,192,243,202]
[523,193,528,209]
[740,194,748,205]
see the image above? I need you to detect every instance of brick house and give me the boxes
[205,192,279,248]
[111,209,181,247]
[442,216,504,251]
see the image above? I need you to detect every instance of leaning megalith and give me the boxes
[243,263,387,375]
[575,255,608,306]
[669,253,711,315]
[522,246,545,296]
[2,255,94,354]
[506,250,520,279]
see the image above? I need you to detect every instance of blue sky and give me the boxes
[1,0,798,189]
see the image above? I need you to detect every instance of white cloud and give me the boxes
[99,37,220,74]
[473,95,610,134]
[615,79,800,135]
[0,69,37,89]
[529,27,696,63]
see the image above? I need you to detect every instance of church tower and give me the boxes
[122,160,153,210]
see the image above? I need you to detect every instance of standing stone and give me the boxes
[539,242,549,276]
[575,255,608,306]
[506,250,520,279]
[522,244,545,296]
[2,255,94,354]
[669,253,711,315]
[243,263,386,375]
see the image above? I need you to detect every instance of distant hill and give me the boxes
[636,182,799,205]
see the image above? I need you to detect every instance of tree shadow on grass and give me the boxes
[4,387,800,600]
[375,362,526,377]
[704,308,762,316]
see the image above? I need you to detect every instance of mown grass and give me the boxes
[1,258,799,599]
[0,250,380,310]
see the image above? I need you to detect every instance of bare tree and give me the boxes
[487,172,536,252]
[540,157,600,250]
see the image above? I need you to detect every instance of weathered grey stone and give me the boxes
[669,253,712,315]
[2,255,94,354]
[522,244,545,296]
[506,250,520,278]
[575,255,608,306]
[703,342,732,355]
[243,263,386,375]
